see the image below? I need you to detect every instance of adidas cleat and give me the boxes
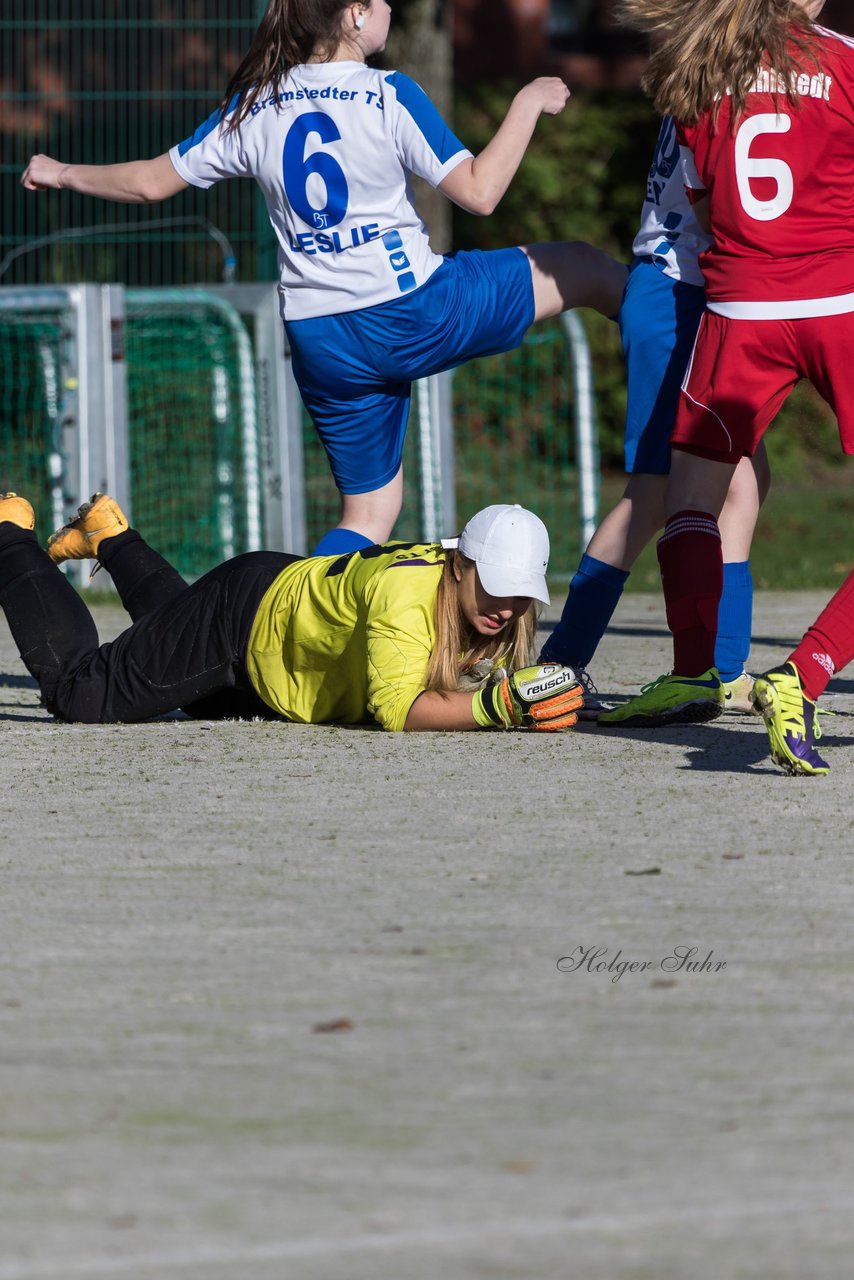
[751,663,829,777]
[0,492,35,530]
[597,668,725,727]
[47,492,128,564]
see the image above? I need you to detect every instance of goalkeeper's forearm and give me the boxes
[403,689,487,731]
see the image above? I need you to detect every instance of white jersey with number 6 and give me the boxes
[677,25,854,318]
[169,62,471,321]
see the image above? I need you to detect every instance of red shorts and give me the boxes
[671,309,854,464]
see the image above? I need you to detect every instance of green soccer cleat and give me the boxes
[597,668,725,728]
[751,663,830,777]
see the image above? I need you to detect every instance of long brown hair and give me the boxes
[424,553,539,693]
[617,0,822,126]
[220,0,354,132]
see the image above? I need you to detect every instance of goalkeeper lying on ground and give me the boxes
[0,494,583,732]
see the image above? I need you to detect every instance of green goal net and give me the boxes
[0,306,68,540]
[125,292,262,579]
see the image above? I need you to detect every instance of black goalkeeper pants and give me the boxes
[0,522,300,723]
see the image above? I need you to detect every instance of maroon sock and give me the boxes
[656,511,723,677]
[788,568,854,701]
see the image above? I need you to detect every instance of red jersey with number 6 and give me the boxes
[677,25,854,318]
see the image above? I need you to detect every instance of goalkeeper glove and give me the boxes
[471,663,583,731]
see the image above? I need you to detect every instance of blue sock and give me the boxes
[540,554,630,668]
[310,528,374,556]
[715,560,753,682]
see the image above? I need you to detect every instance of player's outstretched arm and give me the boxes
[404,664,583,731]
[404,689,485,731]
[21,153,188,204]
[438,78,570,217]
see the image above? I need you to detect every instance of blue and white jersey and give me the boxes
[632,116,711,287]
[170,62,471,321]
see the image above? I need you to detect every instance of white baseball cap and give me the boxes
[443,504,550,605]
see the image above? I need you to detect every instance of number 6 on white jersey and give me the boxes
[734,113,794,221]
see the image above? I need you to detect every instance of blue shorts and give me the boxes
[285,247,535,494]
[619,257,707,475]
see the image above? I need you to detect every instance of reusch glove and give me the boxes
[471,663,583,731]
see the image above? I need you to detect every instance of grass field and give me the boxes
[3,591,854,1279]
[598,466,854,592]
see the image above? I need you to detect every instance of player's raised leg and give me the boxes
[48,492,189,620]
[523,241,627,320]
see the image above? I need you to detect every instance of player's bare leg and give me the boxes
[588,445,769,572]
[664,449,738,521]
[522,242,627,320]
[584,473,669,571]
[718,445,771,562]
[713,447,770,707]
[336,466,404,547]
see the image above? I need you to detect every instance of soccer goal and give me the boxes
[0,283,597,581]
[0,283,457,579]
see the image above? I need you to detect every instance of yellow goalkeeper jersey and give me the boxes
[245,542,445,731]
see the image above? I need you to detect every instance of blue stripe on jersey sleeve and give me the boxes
[384,72,465,165]
[177,92,241,156]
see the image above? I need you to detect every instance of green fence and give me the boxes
[301,406,434,551]
[453,319,590,573]
[0,294,591,575]
[0,305,68,538]
[125,292,262,578]
[0,289,265,580]
[1,1,266,288]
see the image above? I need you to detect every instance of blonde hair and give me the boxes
[424,553,538,693]
[617,0,821,126]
